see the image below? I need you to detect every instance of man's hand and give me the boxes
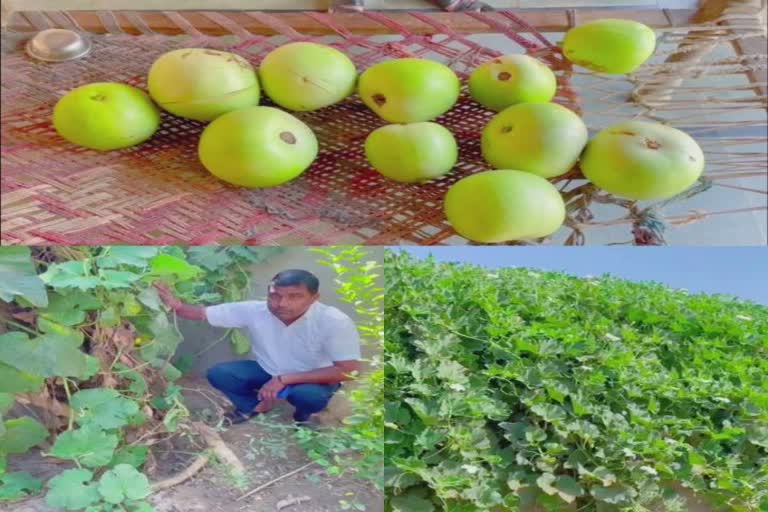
[153,281,182,311]
[258,377,285,401]
[152,282,207,321]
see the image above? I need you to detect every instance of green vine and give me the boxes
[0,246,282,510]
[384,250,767,512]
[291,247,385,492]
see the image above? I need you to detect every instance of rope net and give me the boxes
[1,10,766,245]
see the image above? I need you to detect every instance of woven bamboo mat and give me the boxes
[1,9,766,245]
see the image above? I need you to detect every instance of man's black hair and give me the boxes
[270,269,320,294]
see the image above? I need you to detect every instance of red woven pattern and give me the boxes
[0,11,586,245]
[5,10,764,245]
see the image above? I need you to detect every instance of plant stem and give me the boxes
[194,329,232,356]
[62,378,74,430]
[3,318,38,336]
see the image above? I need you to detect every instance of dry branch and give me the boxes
[236,462,316,502]
[193,421,247,476]
[150,453,210,492]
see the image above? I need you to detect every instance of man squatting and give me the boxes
[154,269,362,425]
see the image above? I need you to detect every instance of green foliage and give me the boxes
[0,247,48,306]
[0,416,48,454]
[147,253,203,281]
[39,260,102,290]
[45,465,156,512]
[136,312,182,361]
[0,471,43,501]
[390,487,435,512]
[300,247,384,488]
[108,445,148,469]
[70,388,141,430]
[0,245,283,511]
[0,331,91,378]
[51,426,119,468]
[0,393,14,413]
[137,287,162,311]
[0,363,43,393]
[45,468,100,510]
[384,251,768,511]
[40,291,102,326]
[98,247,159,269]
[97,464,151,504]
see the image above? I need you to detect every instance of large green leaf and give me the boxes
[108,445,148,469]
[99,270,141,289]
[137,287,162,311]
[97,464,151,504]
[0,332,88,378]
[591,484,637,505]
[553,476,585,504]
[39,260,100,290]
[186,246,232,271]
[45,468,100,510]
[138,312,182,360]
[159,361,182,382]
[98,246,159,269]
[0,363,43,393]
[746,424,768,448]
[39,291,102,326]
[98,306,120,328]
[0,247,48,307]
[530,404,567,423]
[70,388,140,430]
[51,426,119,468]
[147,254,202,281]
[0,393,13,414]
[113,292,143,316]
[389,487,435,512]
[0,416,48,454]
[36,316,85,341]
[0,471,43,501]
[115,364,148,398]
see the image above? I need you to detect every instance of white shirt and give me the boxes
[205,301,361,376]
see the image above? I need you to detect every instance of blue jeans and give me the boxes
[206,360,341,422]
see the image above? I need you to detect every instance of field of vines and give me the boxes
[384,251,767,512]
[0,246,383,511]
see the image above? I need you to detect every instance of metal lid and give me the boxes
[26,29,92,62]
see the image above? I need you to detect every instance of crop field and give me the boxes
[384,250,767,511]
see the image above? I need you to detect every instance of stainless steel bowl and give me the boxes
[26,29,92,62]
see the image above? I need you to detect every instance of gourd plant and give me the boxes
[0,246,281,510]
[297,247,384,492]
[384,250,768,512]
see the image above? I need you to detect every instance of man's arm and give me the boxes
[283,360,362,385]
[258,360,362,401]
[153,282,207,321]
